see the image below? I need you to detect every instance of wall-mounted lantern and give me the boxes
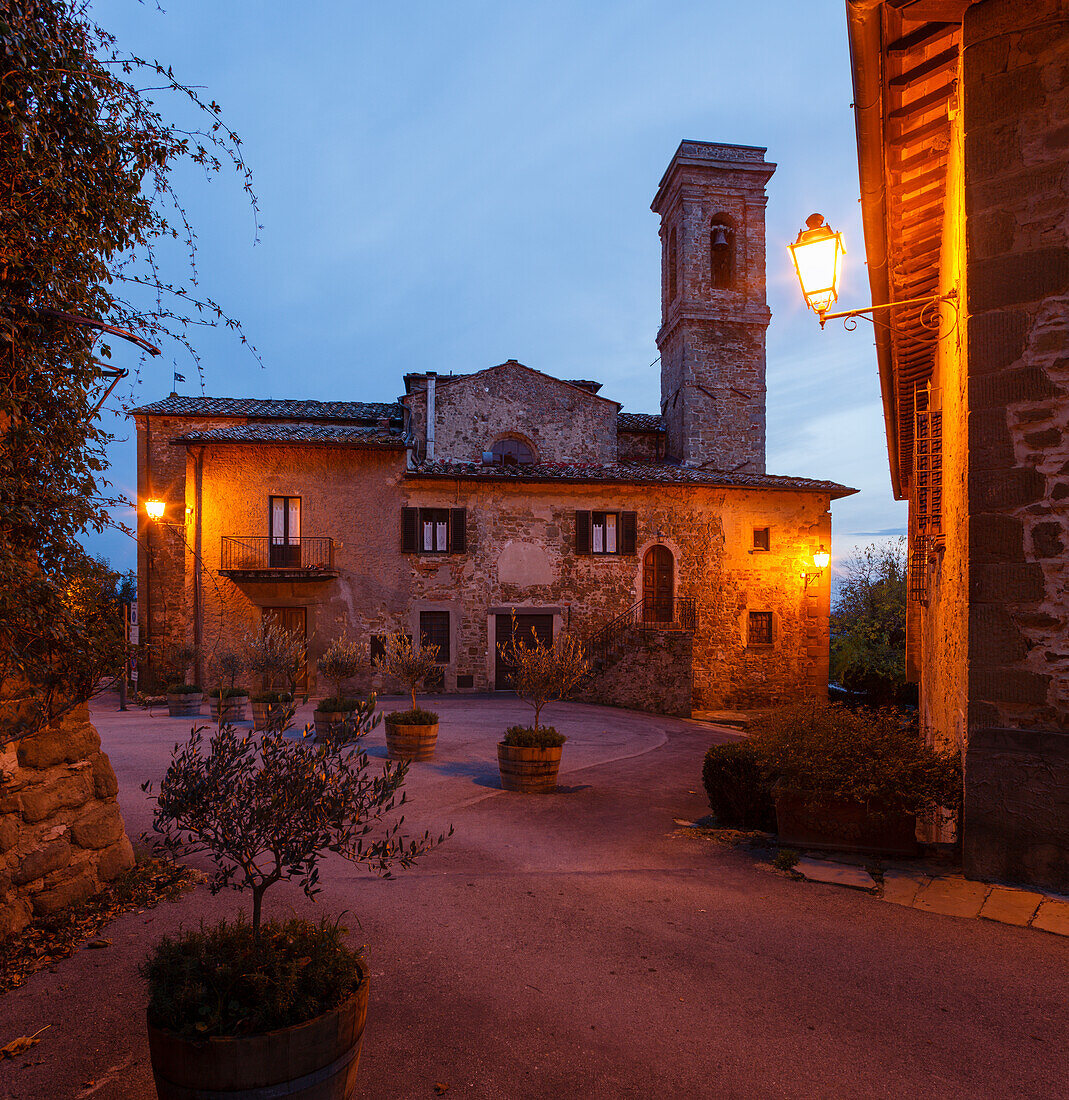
[145,498,166,521]
[790,213,956,330]
[802,545,830,591]
[789,213,845,321]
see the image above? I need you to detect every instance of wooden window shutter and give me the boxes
[575,511,591,554]
[401,507,418,552]
[450,508,467,552]
[620,512,637,554]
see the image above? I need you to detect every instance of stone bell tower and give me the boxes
[652,140,775,471]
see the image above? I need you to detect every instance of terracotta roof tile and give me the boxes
[407,459,857,498]
[131,395,402,421]
[173,423,404,446]
[617,412,664,431]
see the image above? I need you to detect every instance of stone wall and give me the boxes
[578,630,693,718]
[964,727,1069,892]
[962,0,1069,731]
[1,705,134,938]
[403,362,619,464]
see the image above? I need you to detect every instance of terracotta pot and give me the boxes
[497,742,563,793]
[314,709,355,736]
[166,692,202,718]
[208,694,248,723]
[773,787,918,857]
[147,970,368,1100]
[384,721,438,761]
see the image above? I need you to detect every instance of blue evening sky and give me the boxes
[88,0,907,575]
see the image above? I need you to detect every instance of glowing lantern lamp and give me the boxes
[145,498,166,521]
[789,213,845,323]
[813,545,831,571]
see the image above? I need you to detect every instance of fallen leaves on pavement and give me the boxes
[0,1025,50,1059]
[0,858,200,994]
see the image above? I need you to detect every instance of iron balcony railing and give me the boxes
[220,536,335,574]
[585,596,698,667]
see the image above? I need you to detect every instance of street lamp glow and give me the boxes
[145,498,166,521]
[789,213,845,318]
[813,545,831,571]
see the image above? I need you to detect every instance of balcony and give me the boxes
[219,536,337,580]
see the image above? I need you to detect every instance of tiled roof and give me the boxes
[130,395,402,422]
[407,460,857,498]
[173,423,404,447]
[617,412,664,431]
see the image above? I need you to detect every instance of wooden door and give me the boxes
[495,613,553,690]
[263,606,308,694]
[643,545,674,623]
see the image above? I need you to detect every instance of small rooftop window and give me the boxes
[489,438,536,466]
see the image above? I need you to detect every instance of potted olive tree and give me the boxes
[374,631,441,760]
[165,644,202,717]
[750,702,962,857]
[207,648,248,723]
[496,621,588,793]
[244,621,302,731]
[141,710,449,1100]
[314,636,369,735]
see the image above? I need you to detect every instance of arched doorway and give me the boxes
[643,545,674,623]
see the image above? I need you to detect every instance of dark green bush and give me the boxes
[317,695,359,712]
[208,686,247,699]
[385,708,438,726]
[142,917,364,1038]
[166,683,202,695]
[750,702,962,819]
[249,691,294,705]
[501,725,566,748]
[701,740,776,830]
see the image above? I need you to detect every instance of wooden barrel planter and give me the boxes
[497,743,563,793]
[166,691,202,718]
[147,972,369,1100]
[384,721,438,761]
[209,694,249,723]
[314,709,354,737]
[252,698,293,732]
[773,787,919,858]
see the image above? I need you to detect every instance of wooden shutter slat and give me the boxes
[401,507,418,552]
[620,512,637,555]
[450,508,467,552]
[575,511,591,554]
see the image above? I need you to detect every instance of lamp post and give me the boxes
[790,212,956,329]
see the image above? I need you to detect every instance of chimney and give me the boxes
[426,372,436,460]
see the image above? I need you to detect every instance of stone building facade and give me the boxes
[132,142,854,716]
[845,0,1069,890]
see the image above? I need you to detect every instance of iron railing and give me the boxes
[220,536,335,574]
[585,596,697,667]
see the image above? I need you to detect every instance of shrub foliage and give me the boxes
[701,740,776,831]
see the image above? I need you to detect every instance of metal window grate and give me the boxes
[420,611,450,663]
[914,386,943,542]
[748,611,773,646]
[908,536,932,604]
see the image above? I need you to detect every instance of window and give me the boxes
[269,496,301,567]
[401,508,467,553]
[370,634,387,665]
[753,527,770,552]
[420,611,450,663]
[575,510,637,555]
[489,438,535,466]
[710,217,735,289]
[748,611,773,647]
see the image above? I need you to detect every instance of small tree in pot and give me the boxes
[165,643,202,717]
[243,620,302,731]
[374,630,441,761]
[496,619,589,793]
[208,648,248,723]
[141,711,450,1098]
[315,636,370,734]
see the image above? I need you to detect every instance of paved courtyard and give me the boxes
[2,694,1067,1099]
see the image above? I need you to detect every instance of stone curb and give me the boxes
[791,857,1069,937]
